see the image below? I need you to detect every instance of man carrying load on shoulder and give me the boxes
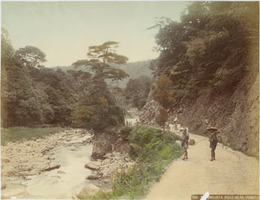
[207,127,221,161]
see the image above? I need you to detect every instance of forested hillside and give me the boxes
[141,2,259,155]
[1,32,128,129]
[1,29,81,127]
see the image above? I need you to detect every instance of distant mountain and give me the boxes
[110,60,153,87]
[52,60,153,87]
[115,60,153,79]
[52,65,85,72]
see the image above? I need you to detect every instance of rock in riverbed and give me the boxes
[87,174,99,180]
[42,163,61,172]
[79,184,100,197]
[85,161,101,170]
[87,151,136,179]
[1,129,88,179]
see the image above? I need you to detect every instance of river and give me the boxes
[2,131,94,199]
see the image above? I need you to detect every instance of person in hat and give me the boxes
[181,127,189,160]
[209,131,218,161]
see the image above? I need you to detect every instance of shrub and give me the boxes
[80,126,182,200]
[117,126,133,140]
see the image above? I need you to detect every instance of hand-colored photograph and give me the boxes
[1,1,259,199]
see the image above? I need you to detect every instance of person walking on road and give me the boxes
[209,130,218,161]
[181,128,189,160]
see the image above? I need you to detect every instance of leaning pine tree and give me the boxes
[72,41,129,131]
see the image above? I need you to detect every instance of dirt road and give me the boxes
[146,133,259,200]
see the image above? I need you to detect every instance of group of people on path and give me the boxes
[180,127,219,161]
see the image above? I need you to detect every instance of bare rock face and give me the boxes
[189,139,196,145]
[91,132,116,159]
[113,138,131,154]
[79,184,100,197]
[96,151,135,178]
[179,75,258,155]
[139,100,161,126]
[140,73,258,156]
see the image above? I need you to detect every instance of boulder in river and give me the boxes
[79,184,100,197]
[85,161,101,170]
[87,174,99,180]
[42,163,61,172]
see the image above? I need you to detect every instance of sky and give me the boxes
[1,1,188,67]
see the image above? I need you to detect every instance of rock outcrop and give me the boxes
[86,151,135,180]
[175,74,259,155]
[91,130,131,159]
[139,100,161,127]
[91,132,116,159]
[140,74,259,156]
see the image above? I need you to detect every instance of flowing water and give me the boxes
[2,133,93,199]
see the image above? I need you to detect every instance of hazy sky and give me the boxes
[2,1,187,67]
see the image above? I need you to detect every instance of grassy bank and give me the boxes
[80,126,182,200]
[1,126,67,145]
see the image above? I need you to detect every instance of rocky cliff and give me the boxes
[140,73,259,156]
[91,129,131,159]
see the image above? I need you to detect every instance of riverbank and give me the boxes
[79,126,182,200]
[1,128,94,199]
[1,126,66,145]
[1,127,139,199]
[1,126,182,199]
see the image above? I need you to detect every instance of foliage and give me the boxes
[72,42,128,131]
[14,46,46,69]
[109,86,125,108]
[153,75,175,108]
[2,65,46,126]
[72,80,124,130]
[124,76,152,110]
[1,65,78,127]
[117,126,133,140]
[73,41,129,82]
[155,108,168,131]
[33,68,79,125]
[153,2,259,104]
[1,127,66,145]
[1,34,128,129]
[80,126,182,200]
[1,29,80,127]
[1,27,14,68]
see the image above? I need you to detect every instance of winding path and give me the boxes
[146,133,259,200]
